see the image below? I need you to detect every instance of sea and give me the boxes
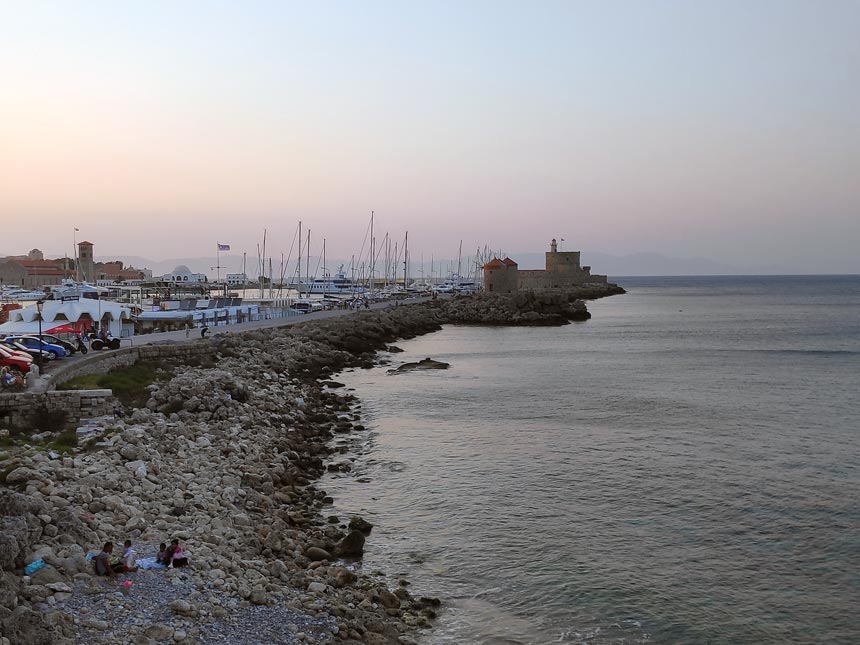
[322,275,860,644]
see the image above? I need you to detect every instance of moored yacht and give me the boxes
[287,265,365,295]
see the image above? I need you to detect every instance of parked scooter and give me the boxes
[75,336,88,354]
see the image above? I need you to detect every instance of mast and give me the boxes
[404,231,409,288]
[322,238,327,296]
[305,228,311,298]
[370,211,374,295]
[262,229,267,299]
[73,227,79,282]
[457,240,463,286]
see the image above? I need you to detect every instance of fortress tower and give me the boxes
[482,257,518,293]
[545,238,581,274]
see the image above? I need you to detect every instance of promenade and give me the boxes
[24,296,433,392]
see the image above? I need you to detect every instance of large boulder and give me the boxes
[336,530,366,557]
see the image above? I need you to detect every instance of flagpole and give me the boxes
[74,227,79,281]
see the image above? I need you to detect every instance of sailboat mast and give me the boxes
[296,220,302,297]
[457,240,463,286]
[306,228,311,298]
[404,231,409,288]
[370,211,374,294]
[262,229,268,299]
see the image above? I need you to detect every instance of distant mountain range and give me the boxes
[97,252,856,279]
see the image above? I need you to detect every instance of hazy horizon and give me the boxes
[2,1,858,273]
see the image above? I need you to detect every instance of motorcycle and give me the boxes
[75,337,88,354]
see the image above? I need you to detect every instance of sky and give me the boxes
[1,0,858,273]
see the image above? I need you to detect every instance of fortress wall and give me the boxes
[518,269,608,290]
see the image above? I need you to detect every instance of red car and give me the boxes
[0,344,32,374]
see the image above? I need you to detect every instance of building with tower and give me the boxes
[483,239,607,293]
[77,241,95,282]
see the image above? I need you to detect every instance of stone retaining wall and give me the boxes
[0,389,114,429]
[0,342,218,429]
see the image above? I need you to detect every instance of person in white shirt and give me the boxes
[120,539,139,572]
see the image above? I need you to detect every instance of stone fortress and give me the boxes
[483,239,608,293]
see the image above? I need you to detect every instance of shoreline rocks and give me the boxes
[0,287,622,644]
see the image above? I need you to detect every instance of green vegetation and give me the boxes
[58,361,173,408]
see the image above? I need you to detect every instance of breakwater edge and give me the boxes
[0,285,623,644]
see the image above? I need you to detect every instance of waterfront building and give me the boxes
[483,239,608,293]
[160,265,209,284]
[0,298,134,337]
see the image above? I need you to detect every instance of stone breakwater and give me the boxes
[0,288,622,645]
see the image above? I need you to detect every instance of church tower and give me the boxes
[78,241,95,282]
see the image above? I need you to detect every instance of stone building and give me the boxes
[0,258,66,289]
[77,241,95,282]
[483,239,607,293]
[482,257,519,294]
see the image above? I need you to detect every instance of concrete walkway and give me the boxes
[125,295,432,346]
[24,296,435,392]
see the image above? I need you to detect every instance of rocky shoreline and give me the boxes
[0,287,623,644]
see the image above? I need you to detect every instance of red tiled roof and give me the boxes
[502,257,518,266]
[483,258,505,269]
[14,260,66,276]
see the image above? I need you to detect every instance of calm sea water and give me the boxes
[323,275,860,644]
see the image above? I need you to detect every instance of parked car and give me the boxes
[2,335,70,359]
[0,345,32,374]
[0,339,53,362]
[37,333,78,355]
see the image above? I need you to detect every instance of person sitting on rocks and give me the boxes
[93,542,117,577]
[156,542,169,565]
[169,538,188,568]
[0,367,23,392]
[120,539,139,572]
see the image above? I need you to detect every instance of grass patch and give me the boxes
[59,361,173,408]
[51,430,78,448]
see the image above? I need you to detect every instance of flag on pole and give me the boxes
[217,243,230,251]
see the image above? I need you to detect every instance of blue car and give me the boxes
[2,335,70,360]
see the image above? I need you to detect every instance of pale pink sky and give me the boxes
[2,1,858,272]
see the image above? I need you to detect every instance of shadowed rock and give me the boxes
[389,358,450,373]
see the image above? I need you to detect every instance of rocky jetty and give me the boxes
[0,286,623,644]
